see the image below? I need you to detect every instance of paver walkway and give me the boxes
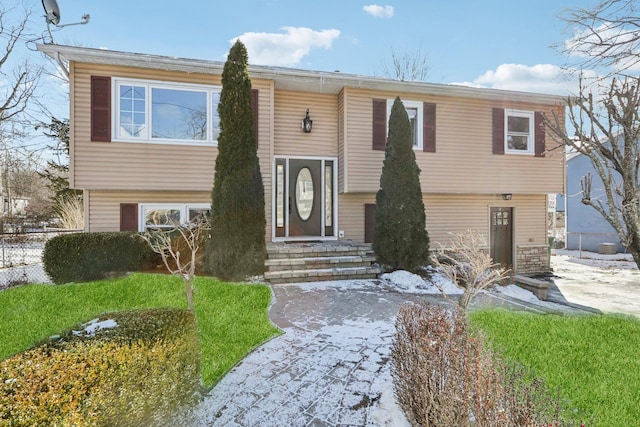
[190,279,588,426]
[191,281,442,426]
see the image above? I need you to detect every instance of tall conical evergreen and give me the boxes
[372,96,429,271]
[205,40,266,280]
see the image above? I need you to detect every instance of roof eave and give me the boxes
[37,43,568,104]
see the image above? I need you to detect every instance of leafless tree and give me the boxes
[560,0,640,76]
[430,230,510,311]
[142,219,209,313]
[0,4,45,231]
[0,5,42,126]
[380,45,430,82]
[545,75,640,268]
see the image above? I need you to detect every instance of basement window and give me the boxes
[139,203,210,231]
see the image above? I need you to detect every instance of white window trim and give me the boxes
[387,99,423,150]
[138,203,210,231]
[113,77,221,146]
[504,109,535,155]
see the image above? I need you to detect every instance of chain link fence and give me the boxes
[0,230,80,290]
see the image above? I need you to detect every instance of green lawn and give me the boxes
[0,273,280,388]
[471,310,640,426]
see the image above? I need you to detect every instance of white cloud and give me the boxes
[232,27,340,67]
[363,4,394,18]
[451,63,582,96]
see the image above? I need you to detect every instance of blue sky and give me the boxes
[33,0,591,96]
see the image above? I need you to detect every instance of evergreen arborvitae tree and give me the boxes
[205,40,266,280]
[372,97,429,272]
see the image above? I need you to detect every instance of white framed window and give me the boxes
[505,109,535,155]
[139,203,210,231]
[387,99,423,150]
[114,78,221,145]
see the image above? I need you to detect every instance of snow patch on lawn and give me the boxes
[72,318,118,337]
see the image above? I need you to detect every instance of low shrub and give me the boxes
[0,308,201,426]
[392,302,573,426]
[43,232,159,284]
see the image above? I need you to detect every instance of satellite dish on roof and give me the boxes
[40,0,90,79]
[42,0,61,26]
[42,0,90,29]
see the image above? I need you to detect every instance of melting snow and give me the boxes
[380,269,464,295]
[72,318,118,337]
[195,257,620,426]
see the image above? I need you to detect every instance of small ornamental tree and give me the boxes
[205,40,266,280]
[142,218,209,313]
[430,230,510,311]
[373,96,429,272]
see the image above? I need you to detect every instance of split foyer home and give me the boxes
[38,44,566,277]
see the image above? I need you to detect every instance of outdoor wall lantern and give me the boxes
[502,193,513,201]
[302,109,313,133]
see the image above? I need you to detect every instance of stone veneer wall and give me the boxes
[516,245,549,275]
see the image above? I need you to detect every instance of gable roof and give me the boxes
[38,43,566,105]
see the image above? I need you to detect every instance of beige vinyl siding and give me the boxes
[342,88,565,195]
[69,63,76,189]
[86,189,274,239]
[336,194,373,242]
[274,91,338,157]
[71,62,273,193]
[338,89,346,193]
[342,90,380,193]
[86,190,209,232]
[338,193,547,248]
[426,193,547,246]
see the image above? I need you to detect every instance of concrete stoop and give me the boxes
[264,241,382,284]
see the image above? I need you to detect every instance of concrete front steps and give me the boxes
[264,241,382,284]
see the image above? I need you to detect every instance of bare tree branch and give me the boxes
[0,5,42,124]
[545,73,640,266]
[380,45,430,82]
[560,0,640,76]
[142,219,209,313]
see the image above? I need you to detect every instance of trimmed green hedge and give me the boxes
[0,308,201,426]
[43,232,158,284]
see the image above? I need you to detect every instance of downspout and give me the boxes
[55,52,70,79]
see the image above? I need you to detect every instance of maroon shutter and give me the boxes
[372,99,387,151]
[364,203,376,243]
[534,111,545,157]
[423,102,436,153]
[91,76,111,142]
[251,89,259,147]
[120,203,138,231]
[492,108,505,155]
